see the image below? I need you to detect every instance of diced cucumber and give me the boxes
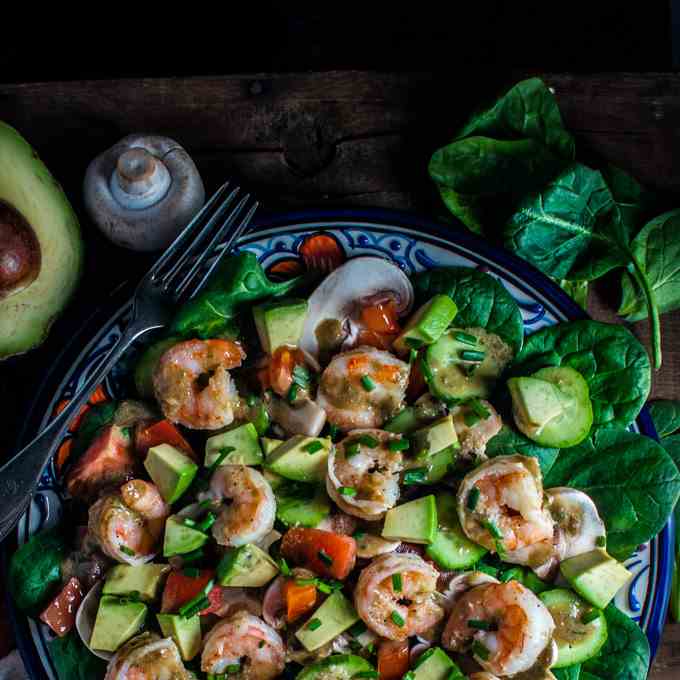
[275,481,330,527]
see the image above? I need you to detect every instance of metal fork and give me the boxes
[0,182,258,543]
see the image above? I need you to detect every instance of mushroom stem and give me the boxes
[110,148,171,210]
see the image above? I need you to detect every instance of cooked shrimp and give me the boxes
[442,580,555,677]
[457,455,556,571]
[354,553,444,640]
[88,480,169,565]
[201,611,285,679]
[153,338,244,430]
[203,465,276,547]
[104,632,190,680]
[317,347,409,431]
[451,400,502,460]
[326,429,404,520]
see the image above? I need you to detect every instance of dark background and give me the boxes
[0,4,677,456]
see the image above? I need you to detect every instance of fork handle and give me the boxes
[0,320,152,543]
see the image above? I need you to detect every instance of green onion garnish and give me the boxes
[484,519,504,540]
[468,619,494,630]
[466,487,480,510]
[345,442,361,458]
[339,486,357,496]
[388,439,410,451]
[359,434,379,448]
[469,398,491,419]
[581,609,601,624]
[596,535,606,547]
[304,440,324,454]
[246,394,257,407]
[259,640,265,648]
[476,563,499,578]
[183,567,200,578]
[287,382,299,403]
[414,648,435,667]
[278,557,291,576]
[390,610,405,627]
[199,499,215,510]
[403,467,428,485]
[179,581,213,618]
[307,618,322,631]
[183,517,197,528]
[295,578,317,586]
[353,530,367,540]
[181,548,204,564]
[318,549,333,566]
[500,567,523,583]
[226,662,241,673]
[464,411,481,427]
[403,673,415,680]
[392,573,402,592]
[119,545,135,557]
[472,640,490,661]
[292,364,311,388]
[328,423,340,441]
[409,348,418,364]
[460,349,486,362]
[349,620,367,637]
[209,446,235,472]
[196,512,216,533]
[360,374,376,391]
[405,337,424,349]
[454,331,479,346]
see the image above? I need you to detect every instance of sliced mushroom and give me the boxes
[546,487,606,561]
[267,396,327,437]
[438,571,500,614]
[75,581,112,661]
[354,532,401,559]
[300,257,414,361]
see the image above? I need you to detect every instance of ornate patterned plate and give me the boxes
[8,208,673,678]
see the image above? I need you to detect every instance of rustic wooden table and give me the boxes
[0,71,679,678]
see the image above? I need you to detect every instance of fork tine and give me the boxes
[160,185,241,286]
[172,193,256,299]
[147,180,232,280]
[186,199,259,300]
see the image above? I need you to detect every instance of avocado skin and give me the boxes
[0,122,83,359]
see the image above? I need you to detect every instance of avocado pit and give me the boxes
[0,199,41,299]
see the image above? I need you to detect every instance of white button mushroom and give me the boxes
[83,134,205,251]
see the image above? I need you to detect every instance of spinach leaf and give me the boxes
[559,279,588,310]
[553,666,581,680]
[648,400,680,438]
[170,252,306,339]
[412,267,524,353]
[601,164,655,237]
[617,209,680,321]
[429,78,574,233]
[70,401,118,461]
[486,425,559,476]
[48,631,107,680]
[544,428,680,560]
[582,604,650,680]
[509,320,650,431]
[9,528,68,615]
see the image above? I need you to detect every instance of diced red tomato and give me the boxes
[161,569,215,614]
[281,528,357,580]
[39,577,84,637]
[66,425,136,501]
[361,301,400,334]
[357,329,398,350]
[283,579,318,622]
[135,420,195,460]
[377,639,410,680]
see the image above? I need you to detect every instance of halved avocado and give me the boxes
[0,122,83,359]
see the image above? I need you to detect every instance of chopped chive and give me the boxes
[295,578,317,586]
[318,549,333,566]
[388,439,410,451]
[119,545,135,557]
[353,530,367,540]
[307,618,322,631]
[183,567,200,578]
[460,349,486,362]
[183,517,197,528]
[196,512,216,533]
[179,582,212,618]
[360,374,376,391]
[596,535,606,547]
[292,364,311,388]
[316,580,333,594]
[464,411,481,427]
[278,557,291,576]
[181,548,205,564]
[258,640,265,648]
[359,434,379,448]
[392,573,402,592]
[581,609,601,625]
[403,467,428,485]
[246,394,257,407]
[353,673,379,679]
[287,382,299,403]
[414,648,435,667]
[349,620,367,637]
[304,440,324,454]
[476,563,499,578]
[468,398,491,420]
[339,486,357,496]
[472,640,490,661]
[500,567,523,583]
[390,610,405,627]
[403,673,415,680]
[466,487,480,511]
[468,619,494,630]
[484,519,504,540]
[209,446,235,471]
[226,662,241,673]
[345,442,361,458]
[409,348,418,364]
[405,337,424,349]
[365,642,375,654]
[328,423,340,441]
[199,499,215,509]
[454,331,479,346]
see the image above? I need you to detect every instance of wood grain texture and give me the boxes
[0,71,678,678]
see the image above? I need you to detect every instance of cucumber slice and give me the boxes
[510,366,593,448]
[539,588,608,667]
[426,492,487,569]
[274,480,330,528]
[422,328,513,402]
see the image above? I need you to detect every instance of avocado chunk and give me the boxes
[253,298,309,354]
[144,444,198,504]
[103,564,170,602]
[404,446,456,486]
[89,595,147,652]
[296,654,376,679]
[560,548,632,609]
[411,415,459,459]
[216,544,279,587]
[134,337,180,398]
[382,495,437,544]
[296,591,359,651]
[426,492,487,569]
[260,437,283,456]
[205,422,264,467]
[163,516,209,557]
[0,122,83,359]
[265,434,331,483]
[156,613,202,661]
[539,588,608,667]
[393,295,458,355]
[412,647,461,680]
[274,480,331,527]
[509,366,593,448]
